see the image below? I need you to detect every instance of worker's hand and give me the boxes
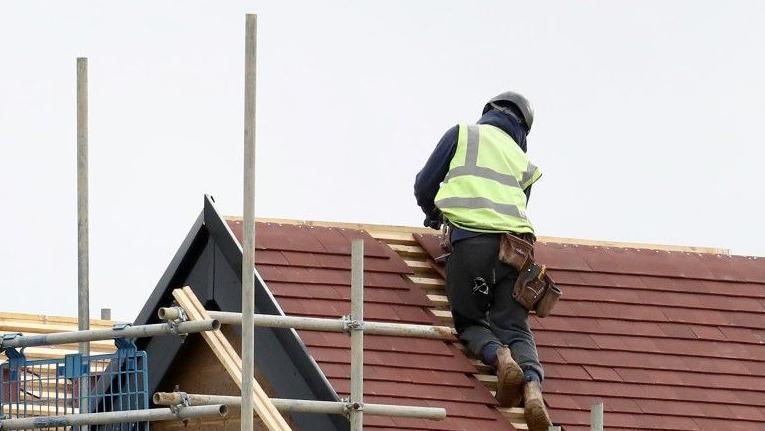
[423,216,442,230]
[422,207,442,230]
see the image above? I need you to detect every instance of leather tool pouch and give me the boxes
[534,281,561,318]
[499,233,534,269]
[499,233,562,317]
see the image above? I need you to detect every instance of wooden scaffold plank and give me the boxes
[171,287,292,431]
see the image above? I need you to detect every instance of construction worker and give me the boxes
[414,91,552,430]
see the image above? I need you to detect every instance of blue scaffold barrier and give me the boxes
[1,334,149,430]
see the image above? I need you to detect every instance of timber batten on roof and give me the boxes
[226,215,764,430]
[225,219,516,431]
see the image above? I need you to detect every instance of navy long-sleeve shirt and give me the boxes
[414,110,531,241]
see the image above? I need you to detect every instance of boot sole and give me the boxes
[496,359,524,407]
[525,398,553,431]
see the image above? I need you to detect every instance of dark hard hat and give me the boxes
[483,91,534,133]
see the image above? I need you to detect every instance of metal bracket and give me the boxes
[344,400,363,418]
[166,307,188,337]
[0,333,21,348]
[62,353,86,379]
[0,332,27,364]
[114,337,138,352]
[169,391,191,420]
[0,334,24,361]
[341,315,364,335]
[111,323,140,352]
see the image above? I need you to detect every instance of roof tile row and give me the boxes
[228,221,511,430]
[232,220,765,430]
[413,232,765,430]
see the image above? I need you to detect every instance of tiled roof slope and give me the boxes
[227,220,516,431]
[413,233,765,431]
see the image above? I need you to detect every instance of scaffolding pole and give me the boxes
[0,405,228,430]
[153,392,446,420]
[76,56,90,429]
[349,239,364,431]
[242,13,258,431]
[76,56,90,353]
[203,310,455,340]
[167,276,454,429]
[0,319,219,349]
[591,400,604,431]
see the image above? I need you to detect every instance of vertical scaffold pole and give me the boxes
[77,57,90,350]
[591,400,604,431]
[241,13,257,431]
[350,239,364,431]
[76,56,90,429]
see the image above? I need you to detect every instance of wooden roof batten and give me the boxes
[227,217,531,430]
[0,312,118,363]
[228,217,765,430]
[373,225,765,430]
[9,213,759,431]
[226,216,732,256]
[357,227,531,430]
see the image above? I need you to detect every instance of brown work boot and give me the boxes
[524,380,553,431]
[494,346,524,407]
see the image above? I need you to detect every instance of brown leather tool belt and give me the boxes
[498,233,561,317]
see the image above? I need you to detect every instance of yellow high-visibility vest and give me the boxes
[435,124,542,234]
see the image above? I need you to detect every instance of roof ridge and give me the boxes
[537,235,731,255]
[225,216,732,255]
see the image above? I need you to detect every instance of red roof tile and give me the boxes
[233,219,765,430]
[413,232,765,430]
[228,220,511,430]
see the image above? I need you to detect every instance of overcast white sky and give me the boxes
[1,1,764,321]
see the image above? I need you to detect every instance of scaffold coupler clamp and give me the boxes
[340,397,363,418]
[112,322,132,330]
[0,333,24,360]
[112,323,139,351]
[170,390,191,421]
[341,315,364,335]
[0,333,20,349]
[164,306,188,337]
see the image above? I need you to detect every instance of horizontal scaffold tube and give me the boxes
[206,310,455,340]
[0,405,228,430]
[0,319,220,349]
[153,392,446,421]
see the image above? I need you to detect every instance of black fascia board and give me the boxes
[134,211,206,327]
[133,209,209,394]
[133,195,348,431]
[202,195,348,431]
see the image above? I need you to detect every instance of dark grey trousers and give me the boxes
[445,234,544,381]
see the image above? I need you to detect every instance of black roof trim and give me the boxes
[134,211,206,326]
[134,195,348,431]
